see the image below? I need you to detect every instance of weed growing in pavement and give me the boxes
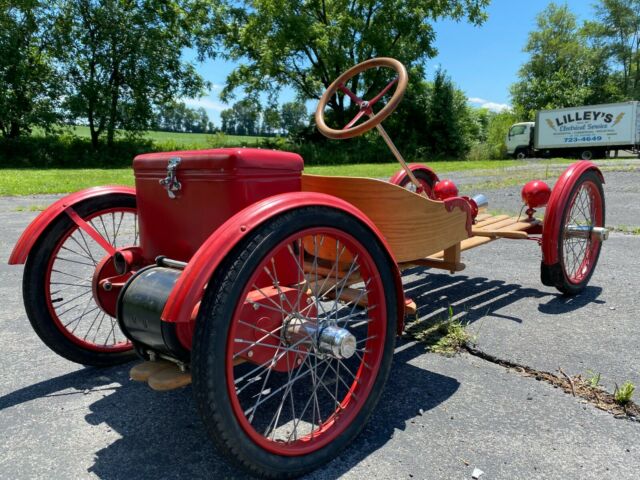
[410,306,471,356]
[586,370,602,388]
[614,382,635,405]
[612,224,640,235]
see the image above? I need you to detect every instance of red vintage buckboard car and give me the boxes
[9,58,608,478]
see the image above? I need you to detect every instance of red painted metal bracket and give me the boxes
[64,207,116,256]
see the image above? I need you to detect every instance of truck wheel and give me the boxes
[192,206,398,478]
[551,171,605,295]
[515,149,527,160]
[23,194,138,366]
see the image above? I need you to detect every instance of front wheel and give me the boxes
[192,207,398,478]
[23,193,138,366]
[554,171,605,295]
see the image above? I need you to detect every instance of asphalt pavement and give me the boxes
[1,161,639,480]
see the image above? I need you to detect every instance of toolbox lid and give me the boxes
[134,148,304,172]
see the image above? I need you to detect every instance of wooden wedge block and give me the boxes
[405,298,417,316]
[147,366,192,391]
[130,360,174,382]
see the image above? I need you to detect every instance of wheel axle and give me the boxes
[565,225,609,241]
[285,317,357,359]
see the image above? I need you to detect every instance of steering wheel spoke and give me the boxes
[368,77,399,107]
[338,84,363,106]
[343,109,371,130]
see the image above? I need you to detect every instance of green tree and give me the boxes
[510,3,604,119]
[586,0,640,99]
[280,101,307,134]
[485,110,518,159]
[220,108,235,134]
[232,99,260,135]
[0,1,61,138]
[56,0,206,148]
[199,0,488,124]
[423,69,471,158]
[262,105,281,135]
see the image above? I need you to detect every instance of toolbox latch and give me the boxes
[159,157,182,199]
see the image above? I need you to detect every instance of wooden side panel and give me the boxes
[301,174,469,262]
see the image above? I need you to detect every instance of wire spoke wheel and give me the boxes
[555,171,605,294]
[23,193,138,366]
[192,207,397,478]
[229,228,384,454]
[46,207,138,352]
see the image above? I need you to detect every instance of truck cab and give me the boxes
[506,121,534,158]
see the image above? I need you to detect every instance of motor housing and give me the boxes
[117,265,189,361]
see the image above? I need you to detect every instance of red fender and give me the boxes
[8,186,136,265]
[542,161,604,266]
[388,164,439,186]
[160,191,407,348]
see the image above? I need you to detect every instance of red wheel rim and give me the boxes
[226,227,387,456]
[45,207,138,352]
[561,180,603,284]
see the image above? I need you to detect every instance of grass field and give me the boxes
[0,159,575,196]
[34,126,265,148]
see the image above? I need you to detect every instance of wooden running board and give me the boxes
[430,215,538,259]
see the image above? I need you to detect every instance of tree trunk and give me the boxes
[8,121,21,139]
[107,82,119,148]
[90,128,100,150]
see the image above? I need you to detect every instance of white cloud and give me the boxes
[182,97,227,112]
[468,97,511,112]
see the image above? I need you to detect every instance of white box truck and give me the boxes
[506,101,640,160]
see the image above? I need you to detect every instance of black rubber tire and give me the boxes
[191,206,398,479]
[23,193,137,367]
[554,171,605,295]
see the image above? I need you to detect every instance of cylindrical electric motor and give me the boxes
[117,265,189,360]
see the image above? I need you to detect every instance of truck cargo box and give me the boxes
[534,101,639,150]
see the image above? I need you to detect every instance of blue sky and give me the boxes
[183,0,597,125]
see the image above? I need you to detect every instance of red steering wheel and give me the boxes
[315,57,408,140]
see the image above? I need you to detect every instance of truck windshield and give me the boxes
[510,125,527,136]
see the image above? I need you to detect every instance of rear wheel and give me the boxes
[23,194,138,366]
[192,207,398,478]
[555,171,605,295]
[396,169,436,197]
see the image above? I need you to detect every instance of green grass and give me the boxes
[614,382,635,405]
[0,169,135,196]
[0,158,588,196]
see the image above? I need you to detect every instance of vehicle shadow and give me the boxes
[400,268,603,333]
[77,337,459,480]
